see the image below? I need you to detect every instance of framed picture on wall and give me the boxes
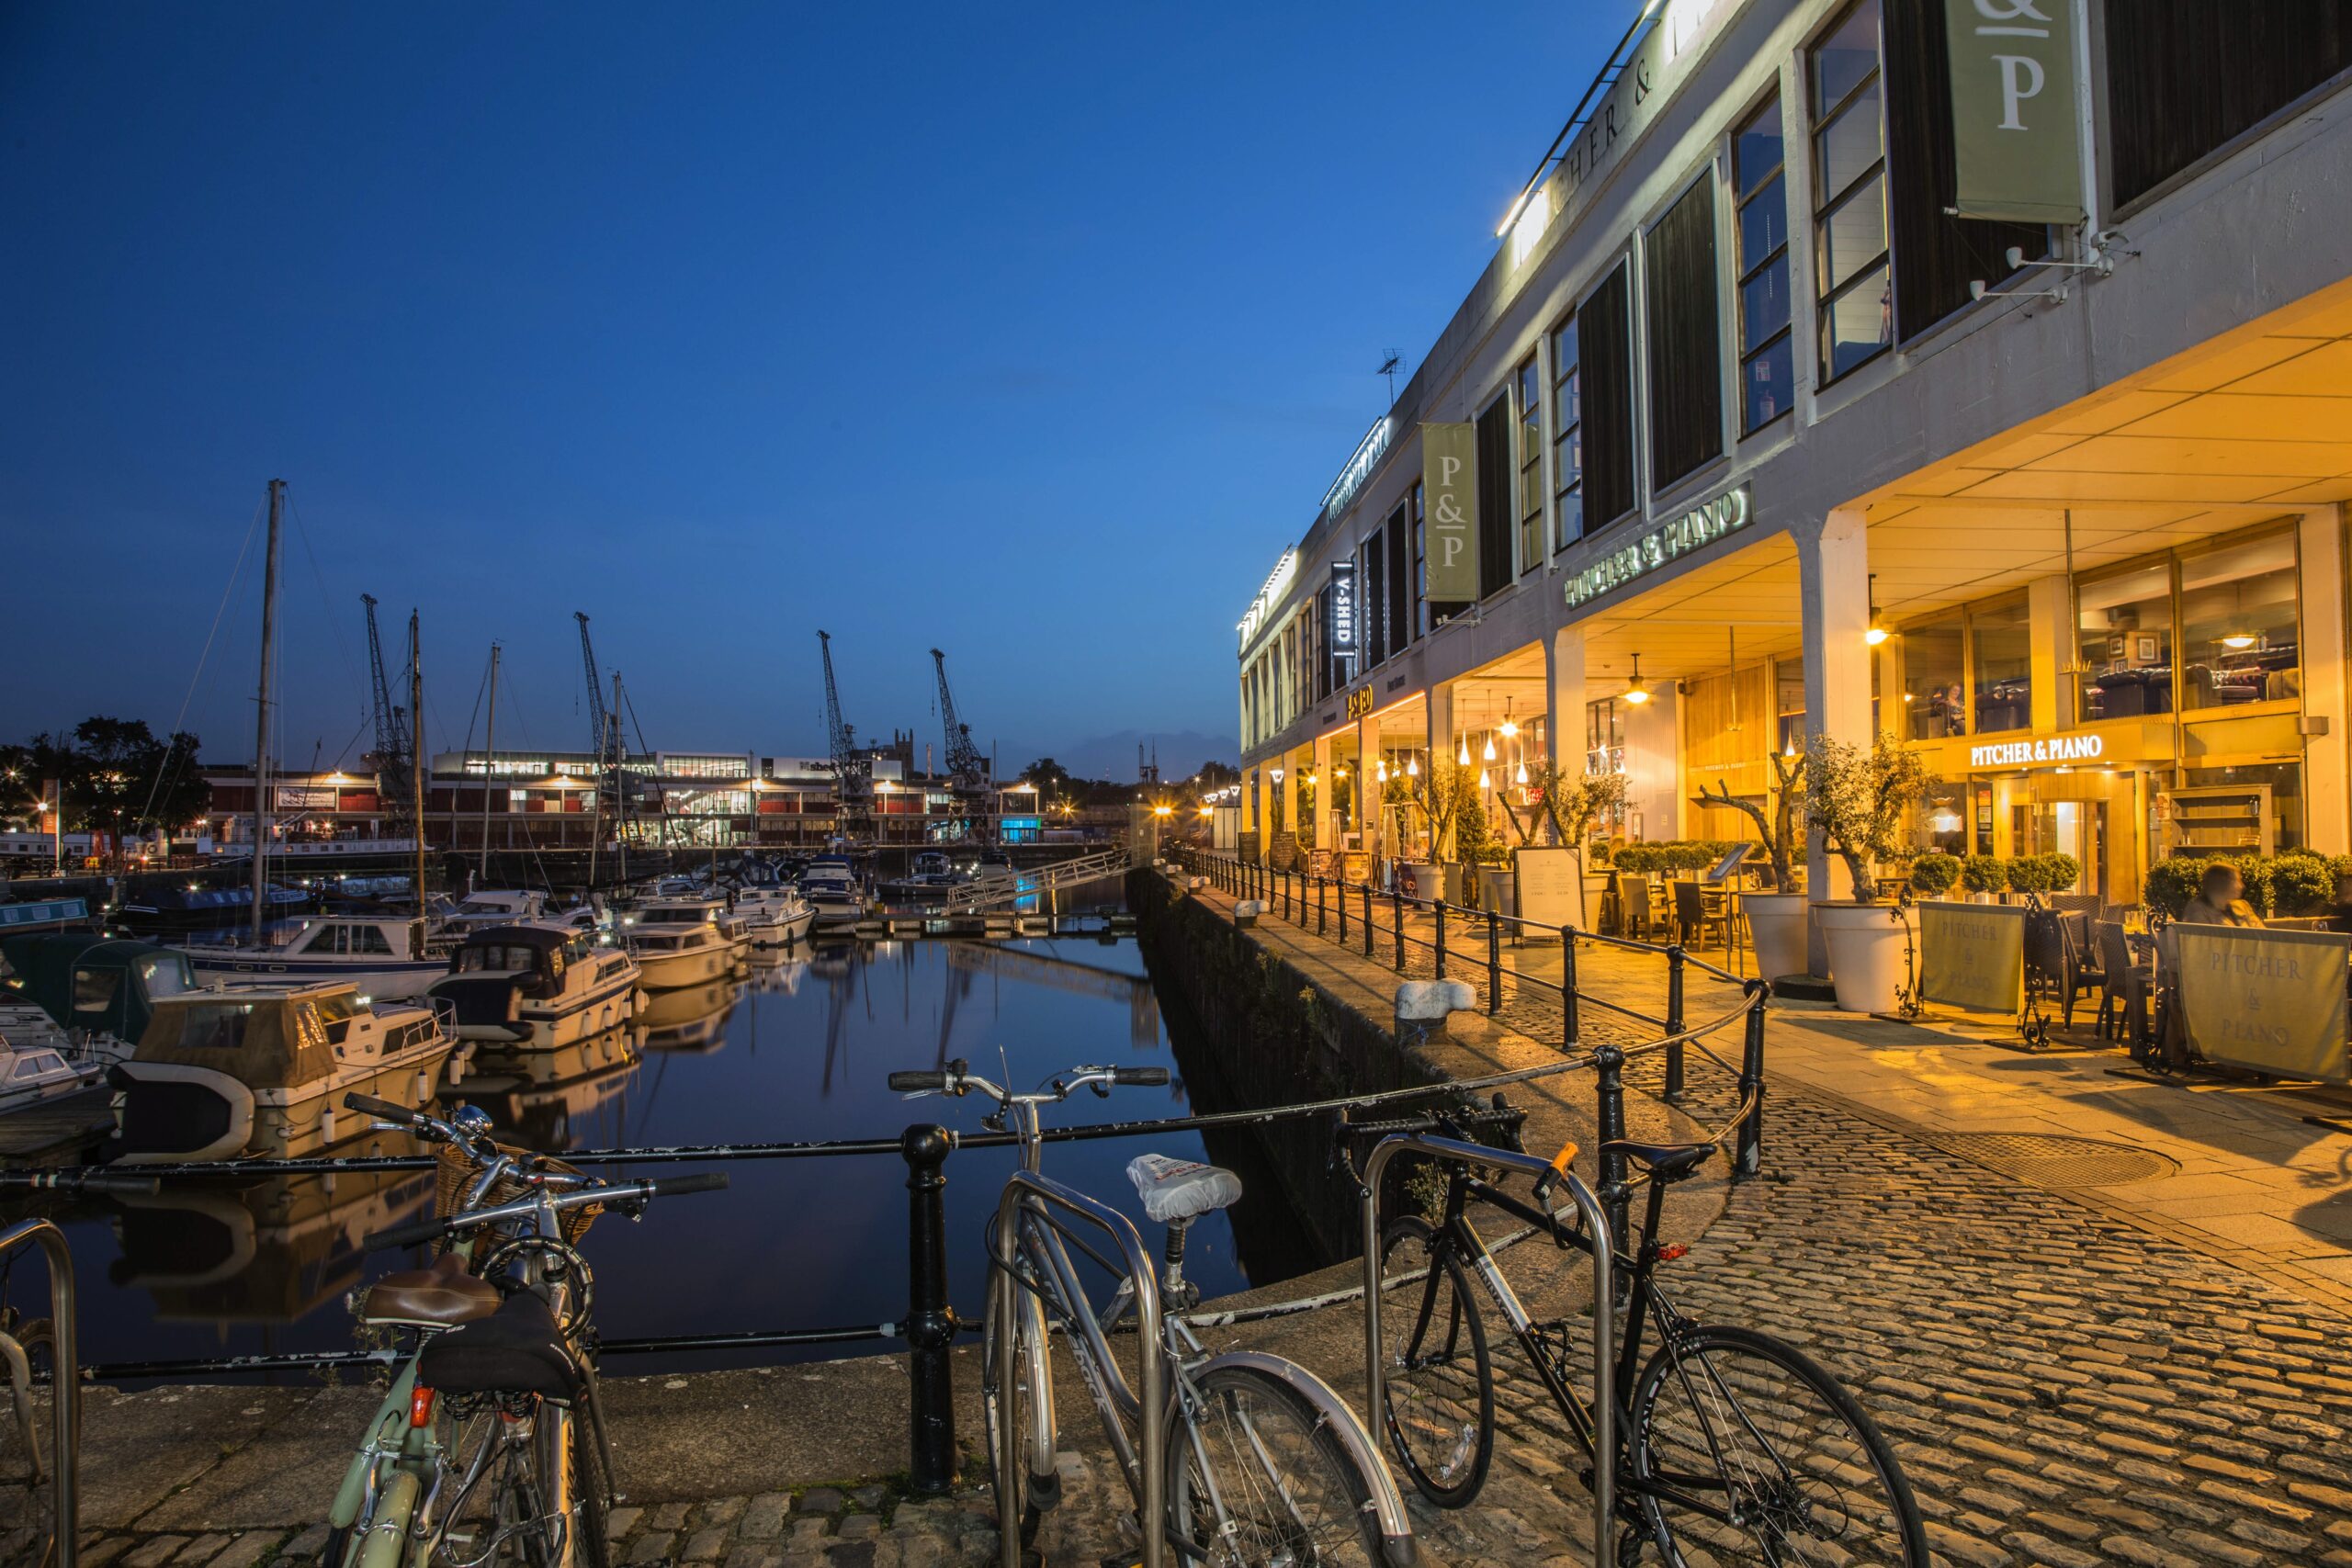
[2135,634,2159,662]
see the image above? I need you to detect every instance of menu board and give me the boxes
[1514,847,1583,934]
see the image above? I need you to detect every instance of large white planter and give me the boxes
[1743,892,1812,983]
[1815,902,1912,1015]
[1476,867,1518,920]
[1397,861,1445,902]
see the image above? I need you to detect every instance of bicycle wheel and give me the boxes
[982,1266,1055,1549]
[1629,1325,1928,1567]
[1376,1217,1492,1507]
[1166,1365,1384,1568]
[530,1404,610,1568]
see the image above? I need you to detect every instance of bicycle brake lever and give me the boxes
[1090,1080,1110,1099]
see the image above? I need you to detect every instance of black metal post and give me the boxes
[1736,979,1768,1180]
[1317,874,1328,936]
[1338,876,1348,943]
[1593,1043,1630,1251]
[1392,890,1407,972]
[1486,911,1502,1015]
[1560,925,1578,1049]
[1362,885,1374,958]
[900,1124,957,1493]
[1434,900,1447,979]
[1664,946,1687,1104]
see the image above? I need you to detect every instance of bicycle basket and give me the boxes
[435,1142,601,1246]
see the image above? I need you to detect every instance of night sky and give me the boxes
[1,2,1626,779]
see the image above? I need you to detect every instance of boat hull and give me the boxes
[635,944,740,990]
[184,953,446,1000]
[111,1036,462,1163]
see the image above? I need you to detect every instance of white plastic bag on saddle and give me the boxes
[1125,1153,1243,1226]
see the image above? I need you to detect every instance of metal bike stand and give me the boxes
[2,1220,78,1568]
[1359,1134,1614,1568]
[992,1171,1165,1568]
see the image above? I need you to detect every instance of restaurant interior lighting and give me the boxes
[1482,734,1498,761]
[1515,761,1529,785]
[1498,699,1518,739]
[2222,632,2258,650]
[1865,574,1889,646]
[1623,654,1651,705]
[1477,767,1490,790]
[1407,756,1419,777]
[1457,738,1471,765]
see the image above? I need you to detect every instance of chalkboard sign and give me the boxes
[1514,847,1581,935]
[1702,843,1750,883]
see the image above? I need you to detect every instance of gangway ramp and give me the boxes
[933,846,1132,914]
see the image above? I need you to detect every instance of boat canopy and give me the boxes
[0,933,198,1043]
[135,988,347,1090]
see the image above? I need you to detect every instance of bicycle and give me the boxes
[888,1056,1416,1568]
[324,1090,727,1568]
[1349,1103,1927,1566]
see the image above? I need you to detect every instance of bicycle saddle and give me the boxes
[358,1252,502,1330]
[1598,1139,1716,1184]
[417,1289,581,1401]
[1127,1154,1243,1224]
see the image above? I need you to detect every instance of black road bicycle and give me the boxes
[1347,1102,1927,1567]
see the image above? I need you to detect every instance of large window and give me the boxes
[1901,616,1964,739]
[1810,0,1891,384]
[2078,564,2173,718]
[1476,395,1513,598]
[1386,503,1410,651]
[1363,533,1386,669]
[1970,597,2031,735]
[1577,262,1638,529]
[1550,319,1582,547]
[1733,96,1793,432]
[1645,173,1725,491]
[2182,532,2299,708]
[1516,355,1544,574]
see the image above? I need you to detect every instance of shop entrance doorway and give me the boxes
[2013,796,2109,901]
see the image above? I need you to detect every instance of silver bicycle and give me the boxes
[889,1057,1416,1568]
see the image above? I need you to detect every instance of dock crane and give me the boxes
[360,594,414,837]
[818,631,873,841]
[576,612,654,862]
[930,647,994,840]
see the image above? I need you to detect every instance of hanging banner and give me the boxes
[1917,900,2025,1014]
[1421,423,1477,602]
[1945,0,2085,224]
[2176,924,2350,1084]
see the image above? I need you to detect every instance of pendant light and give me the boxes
[1514,761,1529,785]
[1375,759,1388,783]
[1482,733,1498,761]
[1477,766,1490,790]
[1456,736,1471,766]
[2221,580,2257,650]
[1624,654,1651,705]
[1864,573,1889,647]
[1498,697,1518,739]
[1407,755,1419,777]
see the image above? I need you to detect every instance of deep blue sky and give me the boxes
[2,2,1627,778]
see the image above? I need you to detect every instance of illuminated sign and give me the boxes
[1564,484,1749,608]
[1236,547,1300,652]
[1328,562,1356,650]
[1969,732,2105,769]
[1346,687,1375,719]
[1322,417,1393,520]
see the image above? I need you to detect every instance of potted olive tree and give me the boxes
[1804,733,1929,1013]
[1693,750,1807,982]
[1399,756,1476,904]
[1526,762,1626,928]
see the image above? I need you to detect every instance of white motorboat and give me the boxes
[797,866,869,929]
[428,923,643,1049]
[731,884,815,946]
[109,983,465,1163]
[625,897,749,988]
[175,916,446,999]
[437,890,551,935]
[0,1026,102,1115]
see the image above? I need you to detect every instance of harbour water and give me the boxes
[49,927,1317,1380]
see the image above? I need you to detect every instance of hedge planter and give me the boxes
[1816,902,1912,1014]
[1743,891,1811,984]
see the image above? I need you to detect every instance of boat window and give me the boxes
[349,926,395,954]
[179,1002,254,1050]
[313,990,359,1024]
[290,1002,330,1052]
[14,1054,58,1079]
[458,944,539,974]
[72,968,119,1017]
[141,955,197,998]
[548,946,567,983]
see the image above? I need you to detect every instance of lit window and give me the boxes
[1734,95,1794,431]
[1550,320,1582,547]
[1810,0,1891,384]
[1516,355,1544,574]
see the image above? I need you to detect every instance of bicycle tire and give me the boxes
[1628,1324,1928,1567]
[1165,1364,1385,1567]
[982,1269,1053,1549]
[1376,1217,1492,1508]
[527,1404,609,1568]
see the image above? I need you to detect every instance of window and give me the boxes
[1970,597,2031,734]
[1810,0,1891,383]
[1411,482,1431,635]
[1386,503,1410,649]
[1516,355,1544,573]
[351,924,395,954]
[1475,395,1513,599]
[1586,699,1626,775]
[1577,262,1638,528]
[1900,616,1965,739]
[2182,532,2299,708]
[1733,96,1793,432]
[1550,319,1583,547]
[1363,534,1386,668]
[72,967,119,1017]
[2078,564,2174,719]
[179,1002,255,1051]
[1645,172,1725,491]
[1775,661,1807,755]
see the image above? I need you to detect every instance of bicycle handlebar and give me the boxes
[0,1169,164,1197]
[887,1070,950,1092]
[888,1058,1169,1100]
[343,1091,414,1124]
[360,1171,730,1252]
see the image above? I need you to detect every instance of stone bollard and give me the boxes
[1396,978,1476,1044]
[1235,898,1262,929]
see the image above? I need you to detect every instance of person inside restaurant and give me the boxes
[2177,863,2264,929]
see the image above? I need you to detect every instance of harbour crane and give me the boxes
[818,630,873,840]
[575,612,625,771]
[930,647,994,841]
[577,612,656,861]
[360,594,414,837]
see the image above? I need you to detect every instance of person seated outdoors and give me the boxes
[2328,871,2352,935]
[2177,863,2263,929]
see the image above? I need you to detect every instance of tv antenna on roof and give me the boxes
[1377,351,1401,406]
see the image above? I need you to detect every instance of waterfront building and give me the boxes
[1236,0,2352,914]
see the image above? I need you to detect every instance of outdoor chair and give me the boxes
[2027,908,2105,1030]
[2096,919,2150,1044]
[1621,875,1659,941]
[1673,879,1725,951]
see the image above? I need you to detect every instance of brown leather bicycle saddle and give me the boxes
[358,1252,502,1329]
[1599,1139,1716,1183]
[417,1289,581,1402]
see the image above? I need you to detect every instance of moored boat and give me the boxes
[427,923,642,1049]
[174,915,445,999]
[625,897,748,987]
[0,932,201,1065]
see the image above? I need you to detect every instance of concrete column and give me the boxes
[2028,573,2074,731]
[2300,506,2350,854]
[1278,752,1297,846]
[1799,507,1872,967]
[1357,713,1380,860]
[1312,731,1336,852]
[1543,625,1588,772]
[1427,681,1456,771]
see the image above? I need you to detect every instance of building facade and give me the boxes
[1237,0,2352,917]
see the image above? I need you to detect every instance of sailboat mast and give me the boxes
[480,642,500,883]
[250,479,284,942]
[410,611,427,936]
[612,670,628,884]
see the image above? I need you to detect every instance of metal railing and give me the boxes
[1,1219,79,1568]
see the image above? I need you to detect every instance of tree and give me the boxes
[1018,757,1072,796]
[16,718,210,836]
[1692,750,1804,887]
[1194,761,1240,788]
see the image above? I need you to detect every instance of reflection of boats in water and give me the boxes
[745,948,808,996]
[109,1163,437,1324]
[637,977,741,1054]
[450,1026,641,1152]
[944,941,1163,1049]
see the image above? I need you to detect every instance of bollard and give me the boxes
[1663,945,1687,1104]
[900,1124,958,1493]
[1736,979,1768,1179]
[1317,875,1328,937]
[1560,926,1579,1048]
[1338,877,1348,943]
[1593,1043,1630,1253]
[1433,900,1447,980]
[1362,884,1374,958]
[1392,890,1407,972]
[1486,911,1502,1015]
